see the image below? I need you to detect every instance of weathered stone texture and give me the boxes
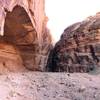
[0,0,52,73]
[47,13,100,72]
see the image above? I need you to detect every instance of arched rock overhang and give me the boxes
[0,5,39,72]
[3,5,37,45]
[0,0,52,72]
[0,0,39,42]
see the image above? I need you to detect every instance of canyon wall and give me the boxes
[0,0,52,73]
[47,13,100,72]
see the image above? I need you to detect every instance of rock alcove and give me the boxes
[0,4,52,73]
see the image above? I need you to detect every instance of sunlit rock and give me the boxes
[0,0,52,73]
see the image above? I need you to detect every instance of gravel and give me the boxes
[0,72,100,100]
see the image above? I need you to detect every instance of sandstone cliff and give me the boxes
[0,0,52,73]
[47,13,100,72]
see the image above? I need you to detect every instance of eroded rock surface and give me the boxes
[0,0,52,73]
[47,13,100,72]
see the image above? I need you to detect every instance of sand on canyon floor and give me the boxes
[0,70,100,100]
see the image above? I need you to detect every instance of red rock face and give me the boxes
[0,0,52,73]
[0,43,27,73]
[47,13,100,72]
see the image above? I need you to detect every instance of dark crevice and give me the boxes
[90,45,99,63]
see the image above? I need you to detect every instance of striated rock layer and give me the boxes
[47,13,100,72]
[0,0,52,73]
